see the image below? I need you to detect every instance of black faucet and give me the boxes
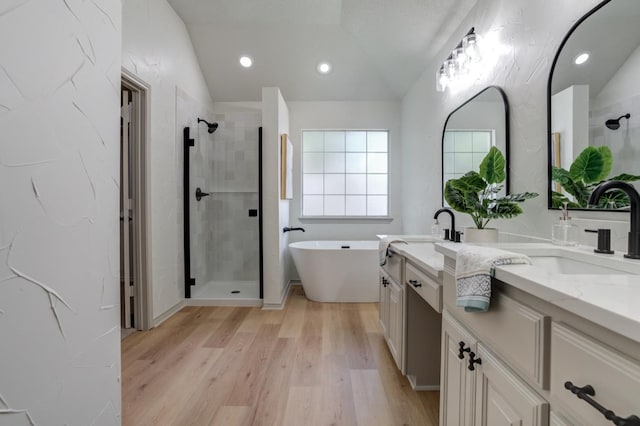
[283,227,305,233]
[588,181,640,259]
[434,208,456,242]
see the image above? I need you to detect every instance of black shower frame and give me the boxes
[183,125,264,299]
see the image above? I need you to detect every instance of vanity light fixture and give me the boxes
[574,52,590,65]
[239,56,253,68]
[437,28,482,92]
[317,62,332,74]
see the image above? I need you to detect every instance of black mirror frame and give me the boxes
[546,0,617,211]
[441,85,510,206]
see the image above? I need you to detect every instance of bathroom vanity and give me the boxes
[435,242,640,426]
[378,236,445,390]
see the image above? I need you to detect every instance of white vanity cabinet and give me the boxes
[379,248,405,371]
[441,311,549,426]
[437,243,640,426]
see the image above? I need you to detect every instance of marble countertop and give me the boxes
[435,242,640,344]
[388,241,444,279]
[375,234,445,278]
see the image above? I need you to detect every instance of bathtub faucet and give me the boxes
[434,207,456,242]
[283,227,306,233]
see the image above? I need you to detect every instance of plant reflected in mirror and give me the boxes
[551,145,640,209]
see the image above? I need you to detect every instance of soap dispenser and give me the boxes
[431,219,444,240]
[552,203,577,246]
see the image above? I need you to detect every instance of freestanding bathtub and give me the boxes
[289,241,379,302]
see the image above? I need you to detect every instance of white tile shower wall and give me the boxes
[401,0,637,251]
[190,108,261,286]
[123,0,214,319]
[0,0,122,423]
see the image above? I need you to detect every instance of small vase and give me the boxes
[463,227,499,243]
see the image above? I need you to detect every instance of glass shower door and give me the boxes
[188,110,262,300]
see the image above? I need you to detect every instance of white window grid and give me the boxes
[301,130,389,217]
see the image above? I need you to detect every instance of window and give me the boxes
[443,130,493,182]
[302,130,389,217]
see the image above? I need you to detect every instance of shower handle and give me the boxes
[195,188,210,201]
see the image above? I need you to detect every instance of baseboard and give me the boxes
[152,300,185,327]
[262,280,297,310]
[407,374,440,392]
[186,298,263,307]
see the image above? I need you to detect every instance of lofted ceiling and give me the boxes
[167,0,477,102]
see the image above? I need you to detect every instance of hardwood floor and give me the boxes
[122,286,440,425]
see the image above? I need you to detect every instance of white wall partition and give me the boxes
[0,0,122,423]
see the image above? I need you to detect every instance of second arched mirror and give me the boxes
[442,86,510,205]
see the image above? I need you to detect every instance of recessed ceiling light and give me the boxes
[239,56,253,68]
[317,62,332,74]
[574,52,589,65]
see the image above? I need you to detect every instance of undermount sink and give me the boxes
[479,243,640,276]
[529,255,630,275]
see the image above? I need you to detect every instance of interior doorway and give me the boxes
[121,73,151,334]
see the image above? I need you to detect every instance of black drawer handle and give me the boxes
[409,279,422,288]
[458,341,470,359]
[564,381,640,426]
[468,351,481,371]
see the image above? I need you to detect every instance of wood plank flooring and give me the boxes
[122,286,439,425]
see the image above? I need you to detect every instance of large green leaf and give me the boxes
[608,173,640,182]
[448,171,486,194]
[595,189,630,210]
[444,181,475,214]
[498,192,539,203]
[479,146,506,184]
[552,167,572,185]
[569,146,612,184]
[487,201,523,219]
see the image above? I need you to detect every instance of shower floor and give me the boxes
[191,280,259,300]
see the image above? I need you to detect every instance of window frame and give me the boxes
[300,129,391,219]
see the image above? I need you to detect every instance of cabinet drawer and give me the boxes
[550,322,640,425]
[405,262,442,313]
[444,275,550,389]
[382,249,403,284]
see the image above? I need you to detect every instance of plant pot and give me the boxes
[463,227,499,243]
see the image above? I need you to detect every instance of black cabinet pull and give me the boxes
[409,279,422,288]
[564,382,640,426]
[458,341,471,359]
[468,351,482,371]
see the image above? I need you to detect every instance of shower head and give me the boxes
[198,118,219,134]
[605,113,630,130]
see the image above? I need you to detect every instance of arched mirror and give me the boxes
[548,0,640,210]
[442,86,510,205]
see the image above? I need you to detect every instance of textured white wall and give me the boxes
[122,0,214,319]
[286,101,403,279]
[0,0,122,424]
[402,0,633,251]
[262,88,291,306]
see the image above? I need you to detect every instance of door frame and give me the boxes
[121,69,152,330]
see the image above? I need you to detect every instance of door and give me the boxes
[440,311,477,426]
[120,89,135,329]
[474,343,549,426]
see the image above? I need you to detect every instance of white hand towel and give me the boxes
[455,246,531,312]
[379,237,407,266]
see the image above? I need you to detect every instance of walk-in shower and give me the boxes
[183,110,263,304]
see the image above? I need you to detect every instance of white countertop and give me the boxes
[435,242,640,344]
[388,241,444,279]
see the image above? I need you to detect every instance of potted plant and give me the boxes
[552,145,640,209]
[444,146,538,242]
